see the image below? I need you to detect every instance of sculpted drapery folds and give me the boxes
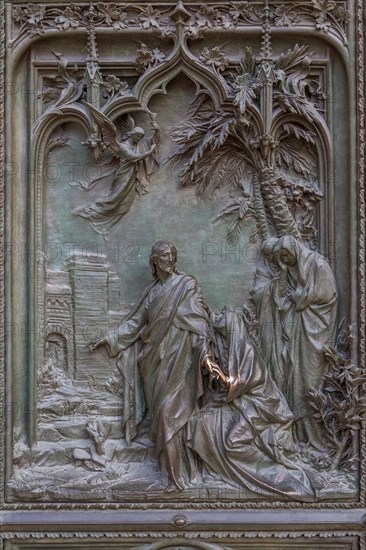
[9,0,359,506]
[72,106,160,236]
[252,236,338,450]
[89,241,223,491]
[89,241,335,500]
[187,308,317,502]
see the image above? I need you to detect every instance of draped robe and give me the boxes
[252,237,338,450]
[105,272,214,489]
[187,308,317,501]
[278,238,338,448]
[74,139,158,236]
[251,262,286,389]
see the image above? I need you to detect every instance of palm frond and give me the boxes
[211,194,254,244]
[208,156,249,199]
[275,44,310,72]
[187,94,213,117]
[233,74,261,116]
[179,140,250,194]
[281,123,316,144]
[248,225,260,245]
[274,91,320,123]
[278,137,316,180]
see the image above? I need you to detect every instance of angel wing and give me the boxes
[82,100,120,156]
[116,114,136,141]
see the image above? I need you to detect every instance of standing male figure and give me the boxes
[89,241,225,491]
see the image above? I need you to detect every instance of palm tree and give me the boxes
[169,41,325,246]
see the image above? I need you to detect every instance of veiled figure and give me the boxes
[250,238,286,389]
[251,236,338,450]
[188,308,317,502]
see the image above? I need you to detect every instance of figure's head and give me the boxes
[128,127,145,143]
[278,249,296,266]
[149,241,178,279]
[274,236,297,266]
[261,237,280,261]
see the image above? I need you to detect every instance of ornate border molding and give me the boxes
[0,0,5,513]
[1,501,364,510]
[1,0,365,520]
[0,529,364,539]
[9,1,350,50]
[0,532,363,550]
[357,0,366,511]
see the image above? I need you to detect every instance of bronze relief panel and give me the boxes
[1,0,365,546]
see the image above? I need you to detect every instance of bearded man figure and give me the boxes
[89,241,224,492]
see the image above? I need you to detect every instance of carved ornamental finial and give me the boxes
[260,0,272,62]
[86,27,98,67]
[258,0,275,137]
[171,0,191,24]
[84,5,102,106]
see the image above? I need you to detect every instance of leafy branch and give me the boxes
[308,325,366,472]
[231,47,261,118]
[211,194,254,244]
[169,44,325,243]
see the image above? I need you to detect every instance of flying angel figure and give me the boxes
[73,103,159,236]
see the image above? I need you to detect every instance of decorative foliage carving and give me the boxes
[273,1,349,44]
[308,325,366,472]
[54,6,81,31]
[185,2,261,38]
[13,4,47,38]
[312,0,349,35]
[273,5,301,27]
[228,2,256,24]
[102,75,130,107]
[199,46,230,74]
[169,42,323,245]
[10,3,164,49]
[135,44,167,74]
[34,52,84,133]
[96,3,130,30]
[138,5,162,29]
[194,5,224,29]
[10,2,350,50]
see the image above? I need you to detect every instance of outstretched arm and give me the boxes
[88,302,147,357]
[119,142,157,163]
[88,336,108,352]
[135,143,157,162]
